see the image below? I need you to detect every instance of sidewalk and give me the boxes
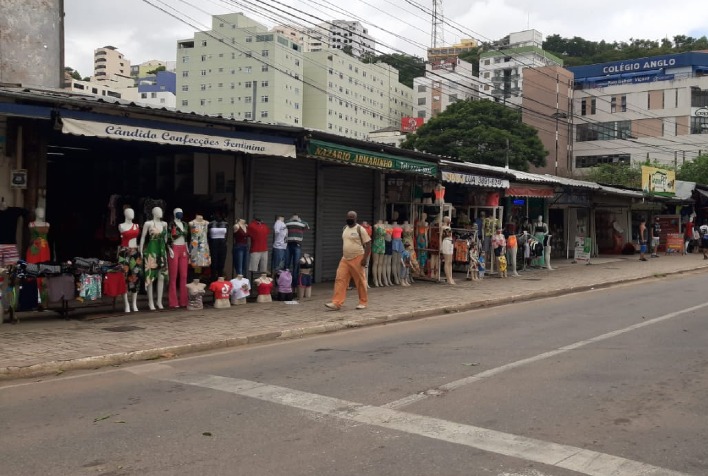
[2,254,707,380]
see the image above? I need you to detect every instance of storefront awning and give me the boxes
[307,139,437,176]
[441,170,509,188]
[61,117,296,157]
[506,185,555,198]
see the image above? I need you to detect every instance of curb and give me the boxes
[2,265,707,381]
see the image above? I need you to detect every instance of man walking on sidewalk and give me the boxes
[326,211,371,310]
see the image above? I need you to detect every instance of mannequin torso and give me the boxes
[209,277,232,308]
[255,274,273,303]
[186,279,206,310]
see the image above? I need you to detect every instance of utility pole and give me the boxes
[431,0,445,48]
[505,138,510,169]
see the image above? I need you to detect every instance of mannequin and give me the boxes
[482,211,498,265]
[544,233,553,270]
[491,227,507,276]
[276,268,293,301]
[0,198,28,267]
[298,254,314,300]
[167,208,189,308]
[416,218,429,277]
[272,215,288,276]
[532,215,548,267]
[230,274,251,305]
[118,208,141,312]
[505,226,520,277]
[371,220,386,287]
[254,273,273,303]
[401,222,416,283]
[188,214,211,269]
[361,221,373,287]
[26,207,51,263]
[140,206,168,311]
[209,276,232,309]
[390,221,403,285]
[441,228,455,285]
[429,219,440,280]
[383,222,393,286]
[684,215,695,255]
[247,217,270,275]
[285,214,310,280]
[232,218,249,276]
[208,211,228,279]
[400,242,412,286]
[186,279,206,311]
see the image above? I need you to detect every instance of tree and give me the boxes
[341,45,354,57]
[362,53,425,89]
[65,66,82,80]
[146,65,166,75]
[678,154,708,185]
[583,163,642,188]
[401,99,547,170]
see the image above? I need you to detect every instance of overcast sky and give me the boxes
[65,0,708,76]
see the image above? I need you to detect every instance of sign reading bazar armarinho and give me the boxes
[307,140,437,176]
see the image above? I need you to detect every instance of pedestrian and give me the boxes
[651,216,661,258]
[700,220,708,260]
[638,217,648,261]
[325,211,371,310]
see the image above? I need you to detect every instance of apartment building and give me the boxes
[569,51,708,170]
[413,58,482,122]
[176,13,304,126]
[94,46,131,82]
[522,66,574,176]
[479,30,563,107]
[303,49,413,140]
[122,71,177,108]
[272,20,374,58]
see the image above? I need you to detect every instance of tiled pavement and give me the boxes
[2,253,707,380]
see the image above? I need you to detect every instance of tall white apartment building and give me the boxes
[94,46,131,82]
[479,29,563,107]
[272,21,374,58]
[303,50,413,140]
[569,52,708,170]
[413,58,482,121]
[176,13,304,126]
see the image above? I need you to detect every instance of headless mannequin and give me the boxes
[390,221,403,285]
[209,213,229,279]
[371,220,385,287]
[186,279,206,311]
[416,217,429,277]
[297,254,314,300]
[361,221,372,288]
[532,215,549,268]
[26,207,51,263]
[255,273,273,303]
[167,208,189,308]
[383,222,393,286]
[230,274,251,305]
[140,206,168,311]
[118,208,140,313]
[210,276,232,309]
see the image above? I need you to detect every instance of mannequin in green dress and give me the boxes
[140,207,168,310]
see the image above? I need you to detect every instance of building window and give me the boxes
[182,71,189,77]
[262,49,269,57]
[580,97,596,116]
[261,95,269,103]
[201,54,207,61]
[417,85,426,93]
[261,80,269,87]
[245,81,252,88]
[181,99,188,106]
[245,36,252,43]
[417,97,426,105]
[200,84,206,91]
[181,85,189,91]
[245,96,252,103]
[201,40,207,46]
[244,66,252,73]
[200,99,206,106]
[141,93,147,99]
[691,117,708,134]
[182,56,189,63]
[200,70,207,76]
[261,110,268,118]
[245,112,252,119]
[262,64,269,72]
[575,154,631,168]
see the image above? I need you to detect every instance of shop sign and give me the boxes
[401,117,424,133]
[10,169,27,189]
[641,165,675,197]
[441,171,509,188]
[573,236,592,263]
[61,118,296,157]
[506,185,555,198]
[692,107,708,117]
[307,140,437,176]
[665,233,683,253]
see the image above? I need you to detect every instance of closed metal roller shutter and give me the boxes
[251,157,317,257]
[320,165,375,281]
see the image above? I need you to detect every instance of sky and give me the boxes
[64,0,708,77]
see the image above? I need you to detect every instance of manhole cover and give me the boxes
[102,325,145,332]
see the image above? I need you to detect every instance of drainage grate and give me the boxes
[102,325,145,332]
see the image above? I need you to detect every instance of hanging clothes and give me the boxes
[26,223,50,263]
[189,220,212,268]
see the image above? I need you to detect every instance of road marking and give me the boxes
[382,301,708,409]
[127,363,688,476]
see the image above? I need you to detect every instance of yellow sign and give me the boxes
[641,166,675,197]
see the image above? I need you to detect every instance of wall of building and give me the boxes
[0,0,64,88]
[94,47,131,81]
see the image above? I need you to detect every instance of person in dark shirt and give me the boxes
[651,217,661,258]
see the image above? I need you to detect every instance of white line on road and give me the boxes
[381,301,708,410]
[127,363,689,476]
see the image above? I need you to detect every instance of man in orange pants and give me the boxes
[325,210,371,310]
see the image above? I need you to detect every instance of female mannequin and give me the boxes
[26,207,50,263]
[186,279,206,311]
[254,273,273,303]
[297,254,314,300]
[208,276,232,309]
[505,228,519,277]
[390,221,403,285]
[232,218,249,276]
[361,221,373,287]
[189,214,211,269]
[544,234,553,270]
[208,211,228,279]
[429,219,440,280]
[416,219,429,277]
[532,215,548,267]
[371,221,386,287]
[140,206,168,311]
[441,228,455,285]
[118,208,141,313]
[167,208,189,308]
[230,274,251,305]
[383,222,393,286]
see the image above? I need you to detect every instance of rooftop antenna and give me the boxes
[431,0,445,48]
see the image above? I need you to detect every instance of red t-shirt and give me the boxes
[209,281,233,300]
[247,221,270,252]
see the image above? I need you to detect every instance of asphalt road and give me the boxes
[2,272,707,476]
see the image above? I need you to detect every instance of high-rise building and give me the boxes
[272,21,375,59]
[413,58,482,122]
[94,46,131,82]
[176,13,304,126]
[303,50,413,140]
[479,30,563,107]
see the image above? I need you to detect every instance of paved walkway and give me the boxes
[2,253,707,380]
